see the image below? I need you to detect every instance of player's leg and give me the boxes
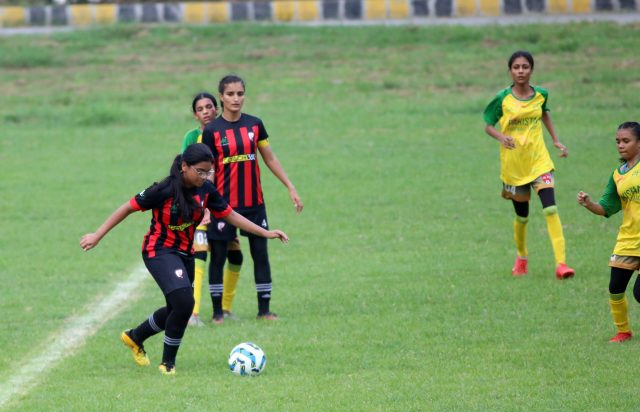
[189,225,209,327]
[209,239,228,323]
[608,258,635,342]
[535,176,574,279]
[503,183,530,276]
[160,286,194,374]
[222,237,243,319]
[123,253,192,368]
[248,235,275,319]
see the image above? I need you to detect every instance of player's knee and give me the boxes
[227,249,243,266]
[167,288,195,319]
[542,205,558,216]
[515,216,529,224]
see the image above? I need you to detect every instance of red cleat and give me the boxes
[609,331,632,343]
[555,263,575,280]
[512,256,528,276]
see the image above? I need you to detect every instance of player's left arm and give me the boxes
[542,111,568,158]
[258,143,303,213]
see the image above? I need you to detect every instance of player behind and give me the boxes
[200,74,303,321]
[182,92,244,325]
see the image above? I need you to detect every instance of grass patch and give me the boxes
[1,22,640,411]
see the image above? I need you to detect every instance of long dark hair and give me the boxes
[161,143,214,220]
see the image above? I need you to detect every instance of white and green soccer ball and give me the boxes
[228,342,267,376]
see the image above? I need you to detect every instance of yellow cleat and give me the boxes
[120,330,150,366]
[158,363,176,375]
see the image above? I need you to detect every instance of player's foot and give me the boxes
[223,310,238,320]
[609,331,632,343]
[555,263,575,280]
[512,256,528,276]
[120,330,150,366]
[188,314,205,327]
[256,311,278,320]
[212,314,224,325]
[158,362,176,375]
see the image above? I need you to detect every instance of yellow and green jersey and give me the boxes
[181,128,201,153]
[483,86,554,186]
[182,127,207,230]
[599,162,640,257]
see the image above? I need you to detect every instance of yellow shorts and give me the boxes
[193,225,209,253]
[502,172,555,202]
[609,255,640,271]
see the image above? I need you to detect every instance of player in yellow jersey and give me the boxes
[182,92,244,325]
[578,122,640,343]
[483,50,575,279]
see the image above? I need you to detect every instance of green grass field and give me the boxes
[1,22,640,411]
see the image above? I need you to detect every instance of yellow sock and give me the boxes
[192,258,206,315]
[543,206,566,265]
[609,293,631,333]
[513,216,528,257]
[222,266,241,312]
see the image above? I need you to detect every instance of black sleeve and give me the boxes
[132,182,169,211]
[204,182,232,218]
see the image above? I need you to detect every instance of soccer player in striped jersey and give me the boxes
[182,92,244,326]
[483,50,575,279]
[80,144,288,375]
[578,122,640,343]
[200,74,303,321]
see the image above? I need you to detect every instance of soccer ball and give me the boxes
[228,342,267,376]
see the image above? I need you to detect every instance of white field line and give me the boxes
[0,264,148,410]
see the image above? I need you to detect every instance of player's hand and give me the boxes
[577,191,590,207]
[201,208,211,225]
[500,135,515,149]
[289,188,303,213]
[267,230,289,243]
[554,141,569,158]
[80,233,100,251]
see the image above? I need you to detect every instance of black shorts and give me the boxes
[207,205,269,241]
[143,252,194,296]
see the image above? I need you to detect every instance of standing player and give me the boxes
[483,50,575,279]
[181,92,244,325]
[200,74,303,322]
[80,143,288,375]
[577,122,640,343]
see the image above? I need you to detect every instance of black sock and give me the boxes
[211,296,223,317]
[132,307,167,344]
[257,292,270,314]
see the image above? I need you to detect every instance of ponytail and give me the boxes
[160,144,214,221]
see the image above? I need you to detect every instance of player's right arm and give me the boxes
[577,192,606,216]
[484,124,515,149]
[80,201,136,251]
[483,90,515,150]
[578,173,621,217]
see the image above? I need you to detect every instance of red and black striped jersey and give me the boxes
[130,180,232,258]
[200,113,269,210]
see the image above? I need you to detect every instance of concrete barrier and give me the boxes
[0,0,638,27]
